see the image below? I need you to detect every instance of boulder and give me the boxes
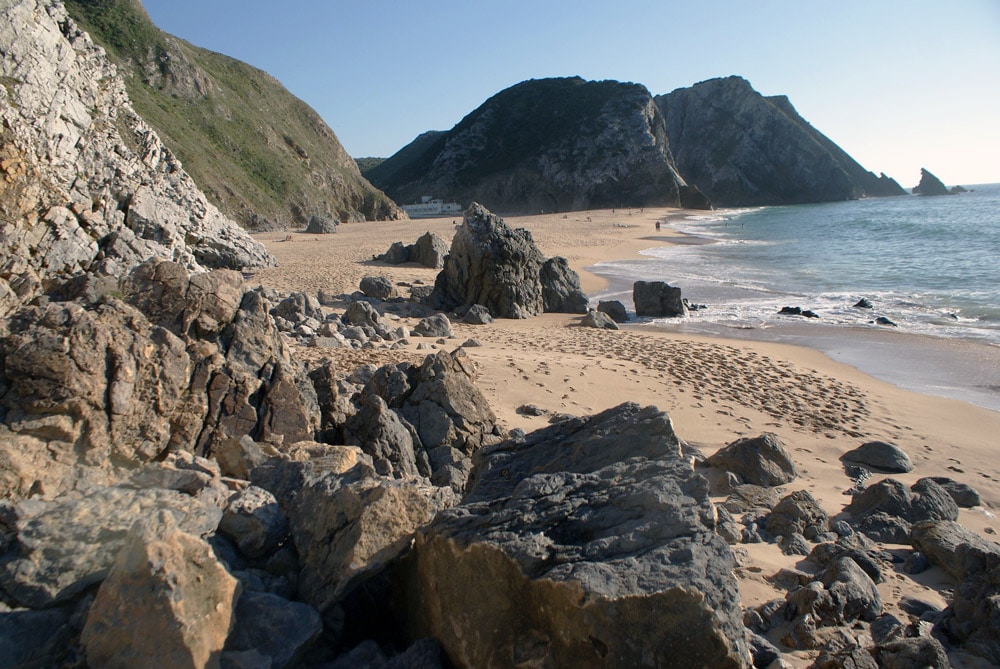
[840,441,913,474]
[540,256,589,314]
[289,465,457,612]
[223,591,322,669]
[359,275,398,301]
[305,215,338,234]
[819,557,883,622]
[412,313,453,338]
[928,476,981,508]
[633,280,688,318]
[0,485,222,608]
[874,638,951,668]
[81,511,240,668]
[597,299,628,323]
[580,309,620,330]
[846,478,958,543]
[342,300,387,332]
[428,203,546,318]
[766,490,829,540]
[377,241,410,265]
[218,486,290,560]
[721,484,782,514]
[705,433,797,486]
[344,393,424,479]
[410,231,449,268]
[394,403,751,667]
[462,304,494,325]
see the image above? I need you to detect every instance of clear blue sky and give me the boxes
[141,0,1000,185]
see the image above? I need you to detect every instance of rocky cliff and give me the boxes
[63,0,404,228]
[0,0,275,317]
[656,76,906,207]
[912,168,952,196]
[365,77,709,214]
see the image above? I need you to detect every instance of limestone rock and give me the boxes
[0,485,222,608]
[395,402,751,667]
[81,511,240,668]
[540,256,589,314]
[840,441,913,474]
[705,433,797,486]
[633,280,688,318]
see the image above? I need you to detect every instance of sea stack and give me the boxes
[912,168,952,196]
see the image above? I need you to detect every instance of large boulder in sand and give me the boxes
[394,402,751,667]
[81,511,240,668]
[705,433,797,486]
[846,478,958,543]
[633,280,688,318]
[840,441,913,474]
[540,256,589,313]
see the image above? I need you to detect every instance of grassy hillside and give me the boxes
[65,0,403,229]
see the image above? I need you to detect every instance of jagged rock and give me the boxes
[377,232,449,269]
[840,441,913,474]
[807,541,885,584]
[657,76,905,207]
[854,298,874,309]
[344,393,424,479]
[874,637,950,668]
[0,0,273,317]
[368,77,698,212]
[222,591,322,669]
[305,216,337,234]
[249,447,374,515]
[540,256,589,313]
[580,309,620,329]
[912,168,951,196]
[81,511,240,668]
[874,316,897,327]
[813,646,878,669]
[412,313,452,337]
[377,241,409,265]
[928,476,981,508]
[215,436,282,481]
[271,292,324,325]
[633,280,688,318]
[846,478,958,543]
[428,203,546,318]
[597,299,628,323]
[0,485,222,608]
[705,433,797,486]
[766,490,829,540]
[394,403,751,667]
[910,520,1000,581]
[218,486,289,560]
[289,464,457,612]
[462,304,493,325]
[359,276,398,301]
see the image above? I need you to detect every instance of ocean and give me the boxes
[590,184,1000,411]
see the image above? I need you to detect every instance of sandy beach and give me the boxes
[253,207,1000,665]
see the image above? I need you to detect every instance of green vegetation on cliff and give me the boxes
[65,0,402,228]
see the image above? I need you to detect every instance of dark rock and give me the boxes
[704,433,797,487]
[854,298,874,309]
[428,204,546,318]
[779,533,812,556]
[580,309,619,330]
[807,541,884,584]
[898,595,940,619]
[802,310,820,318]
[305,216,338,234]
[748,632,781,668]
[813,646,878,669]
[841,441,913,474]
[218,486,290,560]
[874,316,898,327]
[715,505,742,545]
[359,276,398,301]
[377,241,409,265]
[846,478,959,543]
[0,605,75,669]
[856,511,913,544]
[393,403,751,667]
[342,300,388,332]
[461,304,493,325]
[344,393,424,479]
[223,591,322,668]
[271,291,324,324]
[778,306,819,318]
[657,76,906,207]
[819,557,883,622]
[912,168,952,196]
[903,550,931,574]
[950,185,968,194]
[874,637,950,668]
[766,490,829,540]
[721,484,782,514]
[910,520,1000,581]
[928,476,981,508]
[870,613,906,645]
[412,313,452,337]
[633,280,688,318]
[540,256,589,314]
[411,232,449,269]
[597,299,628,323]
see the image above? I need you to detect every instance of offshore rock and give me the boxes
[0,0,273,316]
[395,402,751,667]
[81,510,239,668]
[657,76,906,207]
[597,299,628,323]
[633,280,688,318]
[912,168,951,196]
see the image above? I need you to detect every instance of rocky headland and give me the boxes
[2,3,999,669]
[656,76,907,207]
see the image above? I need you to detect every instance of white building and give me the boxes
[401,196,463,218]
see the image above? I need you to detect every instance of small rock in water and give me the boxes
[873,317,897,327]
[854,298,874,309]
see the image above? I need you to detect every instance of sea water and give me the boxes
[591,184,1000,410]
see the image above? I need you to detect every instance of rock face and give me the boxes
[656,76,906,207]
[633,280,688,318]
[81,511,240,668]
[366,77,708,213]
[395,403,751,667]
[912,168,952,196]
[63,0,404,227]
[429,203,590,318]
[0,0,275,318]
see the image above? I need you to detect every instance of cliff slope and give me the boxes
[63,0,403,228]
[656,76,906,207]
[0,0,274,317]
[366,77,708,214]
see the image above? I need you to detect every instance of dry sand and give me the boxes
[254,207,1000,665]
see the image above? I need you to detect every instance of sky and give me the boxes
[140,0,1000,186]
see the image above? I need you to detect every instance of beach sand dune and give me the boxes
[255,208,1000,664]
